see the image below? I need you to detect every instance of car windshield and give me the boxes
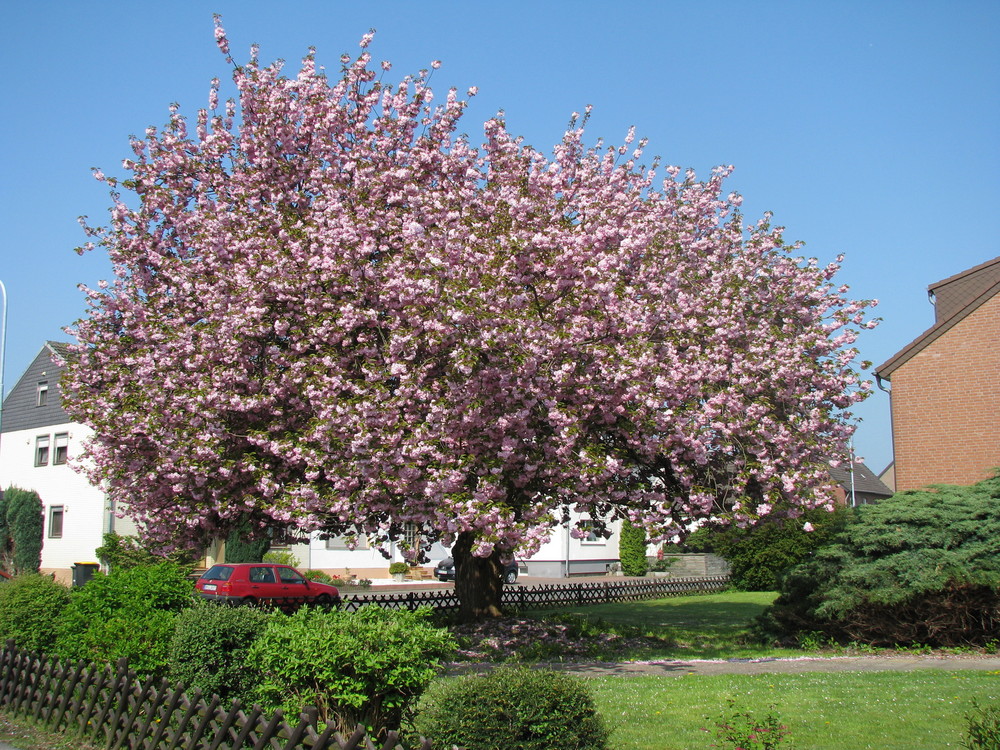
[201,565,234,581]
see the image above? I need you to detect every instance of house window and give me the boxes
[325,534,369,550]
[580,520,607,545]
[36,381,48,407]
[53,433,69,465]
[403,522,421,550]
[48,506,64,538]
[35,436,50,466]
[269,526,303,548]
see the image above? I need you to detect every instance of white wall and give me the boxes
[0,422,109,582]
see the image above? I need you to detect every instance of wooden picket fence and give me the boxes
[342,575,731,613]
[0,577,727,748]
[0,640,444,750]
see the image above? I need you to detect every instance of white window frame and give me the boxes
[53,433,69,465]
[35,435,50,466]
[325,534,369,550]
[48,505,64,539]
[579,520,607,546]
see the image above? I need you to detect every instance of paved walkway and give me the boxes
[448,653,1000,678]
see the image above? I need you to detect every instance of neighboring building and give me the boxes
[878,461,896,493]
[827,460,894,505]
[875,256,1000,491]
[0,342,134,583]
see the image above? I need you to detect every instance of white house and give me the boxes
[0,342,136,583]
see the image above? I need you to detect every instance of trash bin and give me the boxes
[72,562,100,587]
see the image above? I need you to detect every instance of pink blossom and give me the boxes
[63,25,877,566]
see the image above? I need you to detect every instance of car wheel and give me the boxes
[504,569,518,584]
[315,593,333,607]
[241,596,257,606]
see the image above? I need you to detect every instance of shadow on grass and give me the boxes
[513,591,791,661]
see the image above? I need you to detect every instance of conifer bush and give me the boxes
[3,487,43,574]
[412,666,610,750]
[618,520,648,577]
[757,475,1000,647]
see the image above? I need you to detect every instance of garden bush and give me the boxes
[303,569,334,583]
[3,487,43,574]
[687,506,849,591]
[618,520,648,577]
[412,665,610,750]
[249,605,455,738]
[962,699,1000,749]
[53,562,194,677]
[95,531,197,571]
[262,549,299,567]
[0,574,71,653]
[170,601,271,702]
[757,475,1000,647]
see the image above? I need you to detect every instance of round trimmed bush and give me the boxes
[412,666,610,750]
[0,574,71,653]
[170,601,272,702]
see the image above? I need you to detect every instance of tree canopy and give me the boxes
[63,21,876,615]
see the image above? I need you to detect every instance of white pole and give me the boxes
[0,279,7,487]
[0,279,7,435]
[850,438,857,507]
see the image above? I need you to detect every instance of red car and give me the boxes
[195,563,340,607]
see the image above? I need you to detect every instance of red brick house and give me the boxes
[875,256,1000,491]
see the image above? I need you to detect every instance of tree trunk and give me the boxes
[452,531,504,622]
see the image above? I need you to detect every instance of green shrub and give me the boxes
[249,606,455,737]
[0,574,71,653]
[962,700,1000,749]
[54,562,194,677]
[169,601,271,702]
[706,698,792,749]
[4,487,43,575]
[691,506,850,591]
[262,549,299,567]
[95,531,197,571]
[303,569,334,583]
[389,562,409,575]
[412,665,610,750]
[618,520,648,577]
[758,476,1000,647]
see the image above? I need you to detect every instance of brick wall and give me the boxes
[890,293,1000,491]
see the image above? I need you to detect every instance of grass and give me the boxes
[0,712,100,750]
[588,669,1000,749]
[520,590,797,660]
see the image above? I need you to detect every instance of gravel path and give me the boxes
[448,654,1000,678]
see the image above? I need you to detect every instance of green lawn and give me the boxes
[588,670,1000,749]
[527,591,799,660]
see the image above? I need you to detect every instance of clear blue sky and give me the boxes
[1,1,997,475]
